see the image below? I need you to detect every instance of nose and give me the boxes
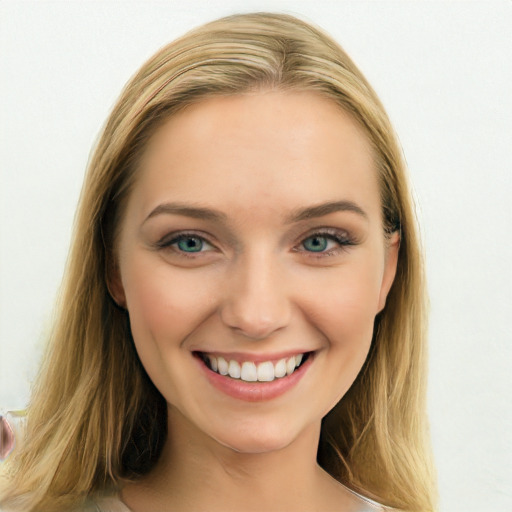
[220,251,291,340]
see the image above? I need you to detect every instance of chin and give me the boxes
[211,417,306,455]
[219,433,292,455]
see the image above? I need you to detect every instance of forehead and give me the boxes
[129,91,380,223]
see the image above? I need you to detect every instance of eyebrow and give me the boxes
[144,202,228,224]
[144,199,368,225]
[286,200,368,223]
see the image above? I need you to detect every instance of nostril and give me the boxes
[221,308,290,340]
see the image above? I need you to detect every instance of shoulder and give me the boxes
[342,485,397,512]
[74,495,132,512]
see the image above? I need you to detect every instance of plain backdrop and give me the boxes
[0,1,511,510]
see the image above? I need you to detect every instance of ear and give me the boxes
[377,231,400,312]
[105,253,127,308]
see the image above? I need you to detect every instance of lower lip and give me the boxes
[195,353,314,402]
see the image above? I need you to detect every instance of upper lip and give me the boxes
[193,349,314,364]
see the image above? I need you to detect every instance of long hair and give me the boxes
[0,12,436,511]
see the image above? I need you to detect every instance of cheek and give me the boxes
[121,255,217,351]
[297,257,384,406]
[319,282,375,367]
[303,260,383,342]
[120,256,222,406]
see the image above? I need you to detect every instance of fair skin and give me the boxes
[112,91,399,511]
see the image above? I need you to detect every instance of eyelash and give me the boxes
[155,228,356,259]
[294,228,356,257]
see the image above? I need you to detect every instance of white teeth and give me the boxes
[241,362,258,382]
[217,356,228,376]
[228,360,241,379]
[274,358,287,378]
[286,356,296,376]
[257,361,275,382]
[203,353,307,381]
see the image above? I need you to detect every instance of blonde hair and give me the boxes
[0,12,436,511]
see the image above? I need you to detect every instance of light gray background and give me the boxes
[1,1,511,510]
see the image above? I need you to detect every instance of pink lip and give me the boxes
[194,352,314,402]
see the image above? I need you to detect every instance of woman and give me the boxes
[0,12,436,512]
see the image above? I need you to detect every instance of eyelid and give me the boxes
[300,226,354,242]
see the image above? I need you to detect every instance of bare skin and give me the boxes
[114,91,398,511]
[122,409,366,512]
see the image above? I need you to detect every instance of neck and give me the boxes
[123,405,346,512]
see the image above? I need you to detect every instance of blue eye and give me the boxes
[175,236,205,252]
[298,229,356,256]
[302,235,329,252]
[156,232,216,257]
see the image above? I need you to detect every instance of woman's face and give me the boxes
[113,91,398,453]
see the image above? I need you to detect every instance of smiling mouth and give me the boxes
[195,352,311,383]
